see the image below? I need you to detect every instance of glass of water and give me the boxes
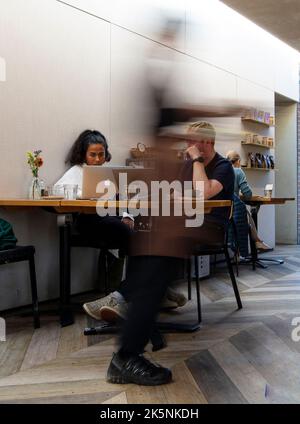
[63,184,78,200]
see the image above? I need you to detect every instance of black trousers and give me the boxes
[76,214,132,252]
[119,256,179,356]
[118,219,225,356]
[118,218,225,301]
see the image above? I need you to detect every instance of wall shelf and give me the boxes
[241,142,273,149]
[242,118,272,127]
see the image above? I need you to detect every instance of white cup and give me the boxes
[63,184,78,200]
[264,189,272,199]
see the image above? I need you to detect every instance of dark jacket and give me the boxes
[0,218,17,250]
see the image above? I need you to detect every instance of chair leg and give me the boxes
[231,219,239,277]
[59,222,73,327]
[28,254,40,329]
[187,257,192,300]
[249,226,256,271]
[224,247,242,309]
[235,253,239,277]
[194,256,202,323]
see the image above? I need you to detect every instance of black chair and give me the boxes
[0,246,40,328]
[187,211,243,324]
[211,217,240,277]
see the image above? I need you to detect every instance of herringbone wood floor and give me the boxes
[1,245,300,403]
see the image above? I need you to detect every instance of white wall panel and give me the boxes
[0,0,110,196]
[184,57,237,105]
[275,103,297,244]
[111,0,186,51]
[186,1,274,88]
[186,0,299,100]
[0,56,5,81]
[62,0,186,51]
[274,43,300,101]
[110,26,156,164]
[57,0,112,22]
[0,0,111,309]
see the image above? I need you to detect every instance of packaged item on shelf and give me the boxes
[262,137,268,146]
[245,133,252,144]
[261,154,268,168]
[269,116,275,126]
[257,111,265,122]
[264,112,270,125]
[243,109,255,120]
[267,137,274,147]
[252,134,262,145]
[247,152,255,168]
[255,153,262,168]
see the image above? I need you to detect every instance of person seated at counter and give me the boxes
[54,129,134,249]
[54,129,187,321]
[226,150,272,257]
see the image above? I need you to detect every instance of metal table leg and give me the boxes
[57,214,74,327]
[83,320,201,351]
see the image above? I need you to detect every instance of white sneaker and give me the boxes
[160,297,178,310]
[83,293,126,320]
[166,287,188,307]
[99,303,128,322]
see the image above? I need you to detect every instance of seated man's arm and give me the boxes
[192,162,223,199]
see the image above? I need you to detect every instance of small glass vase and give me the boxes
[28,176,41,200]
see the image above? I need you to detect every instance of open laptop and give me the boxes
[81,165,154,200]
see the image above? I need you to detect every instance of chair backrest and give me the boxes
[0,218,17,250]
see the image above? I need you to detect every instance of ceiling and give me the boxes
[221,0,300,52]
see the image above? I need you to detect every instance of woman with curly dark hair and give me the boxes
[54,129,134,312]
[55,129,112,197]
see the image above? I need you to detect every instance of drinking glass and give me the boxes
[63,184,78,200]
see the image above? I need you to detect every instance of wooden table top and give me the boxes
[0,198,232,208]
[241,196,295,205]
[0,199,62,207]
[0,198,232,215]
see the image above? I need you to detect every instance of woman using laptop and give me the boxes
[54,129,134,245]
[54,129,187,320]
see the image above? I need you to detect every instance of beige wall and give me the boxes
[0,56,5,81]
[0,0,298,309]
[275,102,298,244]
[0,0,111,310]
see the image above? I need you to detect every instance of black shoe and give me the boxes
[107,352,172,386]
